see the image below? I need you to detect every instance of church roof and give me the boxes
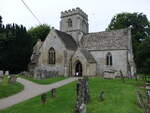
[80,48,96,63]
[55,30,77,50]
[80,28,130,50]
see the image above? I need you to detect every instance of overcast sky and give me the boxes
[1,0,150,32]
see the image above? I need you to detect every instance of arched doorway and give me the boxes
[75,61,82,76]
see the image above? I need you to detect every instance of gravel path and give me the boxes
[0,77,79,110]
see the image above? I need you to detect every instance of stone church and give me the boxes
[29,7,136,78]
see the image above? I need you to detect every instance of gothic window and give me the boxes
[106,52,112,66]
[68,19,72,27]
[48,47,55,64]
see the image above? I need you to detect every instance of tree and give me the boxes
[136,38,150,74]
[0,16,5,32]
[0,16,2,28]
[106,12,150,73]
[0,22,33,74]
[28,24,50,46]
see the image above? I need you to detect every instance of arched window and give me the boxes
[48,47,55,64]
[106,52,112,66]
[68,19,72,27]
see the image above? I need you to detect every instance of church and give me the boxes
[29,7,136,78]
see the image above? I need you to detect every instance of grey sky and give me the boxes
[1,0,150,32]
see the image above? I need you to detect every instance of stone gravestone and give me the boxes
[41,93,47,104]
[136,91,145,108]
[120,70,125,83]
[5,71,9,75]
[75,77,90,113]
[83,77,90,104]
[0,70,4,77]
[51,88,56,97]
[146,87,150,113]
[79,103,86,113]
[0,70,4,83]
[99,91,104,101]
[75,79,84,113]
[9,75,17,84]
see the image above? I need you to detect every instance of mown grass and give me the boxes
[0,77,145,113]
[20,76,66,84]
[0,80,24,99]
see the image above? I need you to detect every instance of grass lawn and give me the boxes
[0,82,24,99]
[20,76,66,84]
[0,77,145,113]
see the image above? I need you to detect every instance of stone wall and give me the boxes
[90,49,128,77]
[37,29,75,76]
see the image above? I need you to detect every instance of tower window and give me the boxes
[68,19,72,27]
[106,52,112,66]
[48,47,55,64]
[82,20,87,33]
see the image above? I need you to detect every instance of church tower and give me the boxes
[60,7,89,44]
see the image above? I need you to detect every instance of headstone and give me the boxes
[99,91,104,101]
[146,87,150,113]
[0,70,4,77]
[75,77,89,113]
[76,81,81,96]
[79,103,86,113]
[51,88,56,97]
[83,77,90,104]
[136,91,145,108]
[5,71,9,75]
[120,70,125,83]
[0,77,3,83]
[41,93,47,104]
[9,75,17,83]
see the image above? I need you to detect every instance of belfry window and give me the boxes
[68,19,72,27]
[49,47,55,64]
[82,20,87,33]
[106,52,112,66]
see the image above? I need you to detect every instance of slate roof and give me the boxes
[80,48,96,63]
[55,30,77,50]
[80,28,130,50]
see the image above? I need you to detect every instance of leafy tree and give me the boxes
[136,38,150,74]
[106,12,150,73]
[0,22,33,73]
[0,16,51,74]
[0,16,2,28]
[107,13,150,51]
[0,16,4,32]
[28,24,50,46]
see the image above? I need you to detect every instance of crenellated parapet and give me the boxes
[61,7,88,19]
